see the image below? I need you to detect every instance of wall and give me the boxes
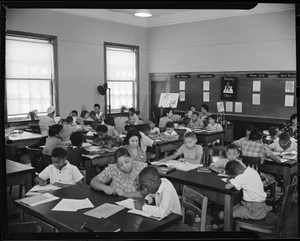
[6,9,149,120]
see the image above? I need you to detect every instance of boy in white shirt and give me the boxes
[146,118,160,135]
[163,122,178,136]
[139,124,156,152]
[35,147,83,188]
[159,108,174,128]
[177,117,192,133]
[269,132,297,152]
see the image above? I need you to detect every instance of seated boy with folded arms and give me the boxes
[134,166,182,218]
[269,132,297,152]
[35,147,83,188]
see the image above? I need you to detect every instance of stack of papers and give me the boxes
[52,198,94,212]
[84,203,124,218]
[26,184,61,196]
[151,160,203,172]
[20,193,59,206]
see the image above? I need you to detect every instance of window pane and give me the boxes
[108,81,133,110]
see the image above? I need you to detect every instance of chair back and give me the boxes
[5,143,20,162]
[41,152,52,168]
[26,146,45,174]
[181,185,208,231]
[201,147,213,166]
[175,129,186,139]
[241,156,261,174]
[275,181,297,235]
[290,176,298,204]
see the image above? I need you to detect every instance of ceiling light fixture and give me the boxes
[134,9,152,17]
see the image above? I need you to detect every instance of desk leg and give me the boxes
[224,194,233,231]
[24,172,33,193]
[204,137,208,147]
[221,133,224,146]
[84,159,92,172]
[155,146,160,160]
[283,167,291,188]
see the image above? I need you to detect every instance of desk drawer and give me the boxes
[25,213,58,232]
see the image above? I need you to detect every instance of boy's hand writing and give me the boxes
[134,199,144,210]
[38,179,47,186]
[104,186,116,195]
[52,182,69,188]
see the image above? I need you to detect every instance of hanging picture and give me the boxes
[220,77,238,101]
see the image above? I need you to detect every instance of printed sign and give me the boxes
[220,77,237,101]
[158,93,179,108]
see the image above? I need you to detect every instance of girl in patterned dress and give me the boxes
[90,148,148,198]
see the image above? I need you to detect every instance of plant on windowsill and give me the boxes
[28,109,39,121]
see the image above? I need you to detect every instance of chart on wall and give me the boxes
[158,93,179,108]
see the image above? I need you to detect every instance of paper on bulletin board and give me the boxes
[252,94,261,105]
[203,92,209,102]
[225,102,233,112]
[203,81,210,91]
[158,93,179,108]
[179,81,185,91]
[285,81,294,93]
[217,101,225,112]
[285,95,294,107]
[235,102,242,113]
[179,91,185,101]
[252,81,261,92]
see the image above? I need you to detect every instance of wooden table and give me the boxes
[14,184,182,233]
[194,130,225,146]
[125,122,150,132]
[161,169,242,231]
[261,159,298,188]
[83,152,115,172]
[8,131,46,149]
[6,159,35,194]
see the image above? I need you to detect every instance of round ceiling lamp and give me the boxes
[134,9,152,17]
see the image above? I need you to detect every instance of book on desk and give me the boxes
[152,165,176,175]
[151,160,203,172]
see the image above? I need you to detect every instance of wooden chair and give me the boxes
[176,185,208,231]
[201,147,225,166]
[290,175,298,206]
[241,156,277,211]
[235,181,297,238]
[41,152,52,168]
[8,221,42,233]
[26,146,46,174]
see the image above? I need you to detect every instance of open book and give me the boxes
[151,160,203,172]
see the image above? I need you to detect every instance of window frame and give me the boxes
[104,42,139,114]
[5,30,59,123]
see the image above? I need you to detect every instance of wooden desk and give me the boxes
[83,152,115,172]
[194,130,225,146]
[261,159,298,188]
[6,159,35,194]
[125,122,149,132]
[161,169,242,231]
[14,184,182,232]
[8,131,46,149]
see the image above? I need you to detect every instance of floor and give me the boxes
[6,153,299,238]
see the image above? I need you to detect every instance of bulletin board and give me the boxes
[153,71,296,120]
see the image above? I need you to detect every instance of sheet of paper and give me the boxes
[30,193,60,206]
[85,146,101,152]
[285,81,294,93]
[235,102,242,113]
[54,116,61,123]
[203,92,209,102]
[127,209,163,220]
[179,91,185,101]
[115,198,135,209]
[82,142,92,147]
[52,198,94,211]
[285,95,294,107]
[82,154,101,159]
[203,81,209,91]
[225,102,233,112]
[84,203,125,218]
[28,184,61,192]
[252,80,261,92]
[217,173,231,178]
[179,81,185,91]
[221,178,228,182]
[252,94,260,105]
[216,102,225,112]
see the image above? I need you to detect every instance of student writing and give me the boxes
[163,122,178,136]
[62,116,77,142]
[269,132,297,152]
[92,125,117,149]
[188,112,204,129]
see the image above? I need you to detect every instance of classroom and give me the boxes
[3,2,298,239]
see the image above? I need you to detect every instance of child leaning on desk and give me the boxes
[90,147,148,198]
[163,122,178,136]
[268,132,297,152]
[92,125,117,149]
[35,147,83,188]
[134,166,182,218]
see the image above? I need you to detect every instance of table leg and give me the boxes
[155,146,160,160]
[282,167,290,188]
[221,133,224,146]
[224,194,233,231]
[24,172,33,193]
[84,158,92,172]
[204,137,208,147]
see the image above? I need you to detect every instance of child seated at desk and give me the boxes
[232,125,255,147]
[104,116,120,138]
[188,112,204,129]
[163,122,178,136]
[185,104,197,119]
[139,124,156,153]
[161,132,203,165]
[146,118,160,135]
[205,114,223,146]
[90,147,148,198]
[199,104,211,125]
[219,161,269,220]
[86,110,96,121]
[269,132,297,152]
[134,166,182,218]
[35,147,83,188]
[92,125,116,149]
[43,124,68,155]
[266,126,281,144]
[71,110,84,125]
[62,116,78,142]
[67,131,100,167]
[177,117,192,132]
[159,108,174,128]
[126,107,140,125]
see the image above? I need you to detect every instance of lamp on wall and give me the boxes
[134,9,152,17]
[97,83,111,114]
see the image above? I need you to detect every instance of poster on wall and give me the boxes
[158,93,179,108]
[220,77,238,101]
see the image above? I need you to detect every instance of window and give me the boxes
[105,43,139,113]
[5,31,57,122]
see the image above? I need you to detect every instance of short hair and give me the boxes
[184,131,196,140]
[269,126,280,137]
[129,107,135,113]
[70,131,84,147]
[226,144,239,153]
[166,121,175,128]
[192,111,199,116]
[279,132,290,142]
[201,104,209,112]
[104,116,115,126]
[71,110,78,115]
[89,111,96,118]
[189,105,196,110]
[140,123,151,133]
[225,161,243,176]
[290,113,297,122]
[139,166,160,180]
[209,114,217,121]
[96,125,108,133]
[114,147,130,162]
[94,103,100,109]
[123,129,141,146]
[52,147,66,158]
[163,108,173,116]
[246,125,255,132]
[249,128,263,141]
[49,124,63,137]
[66,116,73,124]
[80,110,89,118]
[182,117,190,126]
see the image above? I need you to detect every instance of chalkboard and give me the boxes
[151,71,296,120]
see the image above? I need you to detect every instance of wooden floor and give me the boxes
[5,153,299,237]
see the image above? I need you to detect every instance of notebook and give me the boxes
[151,160,203,172]
[197,166,212,173]
[84,218,121,232]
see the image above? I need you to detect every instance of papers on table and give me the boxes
[52,198,94,212]
[26,184,61,196]
[217,173,231,178]
[151,160,203,172]
[54,116,61,124]
[20,193,59,206]
[221,178,228,183]
[115,198,135,209]
[82,142,92,148]
[84,203,124,218]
